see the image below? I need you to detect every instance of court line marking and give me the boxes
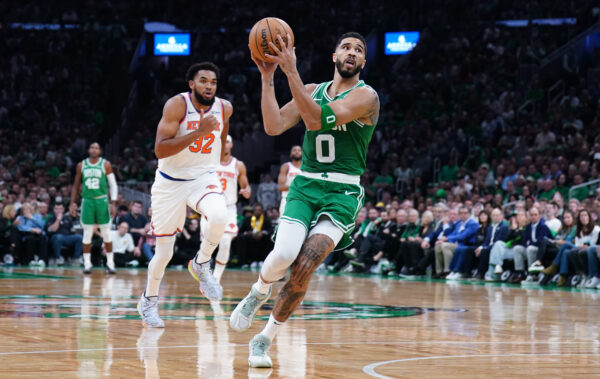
[0,340,598,356]
[362,353,600,379]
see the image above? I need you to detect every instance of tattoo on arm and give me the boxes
[272,234,335,321]
[368,90,380,125]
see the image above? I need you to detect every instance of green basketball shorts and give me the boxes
[280,174,364,251]
[81,196,111,226]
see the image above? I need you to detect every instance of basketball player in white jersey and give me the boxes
[201,134,251,283]
[277,145,302,216]
[138,62,231,328]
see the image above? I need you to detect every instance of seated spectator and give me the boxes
[45,203,83,265]
[436,206,479,278]
[418,207,458,277]
[137,207,155,263]
[0,203,19,264]
[16,203,48,266]
[122,201,148,245]
[512,206,552,283]
[488,210,528,281]
[398,210,435,277]
[351,210,394,273]
[173,218,200,266]
[447,210,491,279]
[111,222,141,267]
[531,210,576,277]
[237,203,273,267]
[471,209,509,279]
[567,210,600,286]
[112,204,129,229]
[394,209,422,275]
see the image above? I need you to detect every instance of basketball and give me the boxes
[249,17,294,62]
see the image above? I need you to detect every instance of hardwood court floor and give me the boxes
[0,267,598,378]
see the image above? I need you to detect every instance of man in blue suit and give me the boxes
[436,207,479,277]
[472,208,509,279]
[413,207,458,277]
[514,206,552,283]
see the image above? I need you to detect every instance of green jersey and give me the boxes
[301,80,376,176]
[81,158,108,199]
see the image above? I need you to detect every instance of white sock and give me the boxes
[254,276,272,295]
[260,314,284,341]
[83,253,92,268]
[146,236,175,297]
[106,252,114,268]
[214,262,226,283]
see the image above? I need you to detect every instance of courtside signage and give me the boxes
[154,33,190,56]
[384,31,419,55]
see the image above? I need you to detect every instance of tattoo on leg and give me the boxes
[273,234,335,321]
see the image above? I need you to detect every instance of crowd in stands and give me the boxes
[2,1,600,289]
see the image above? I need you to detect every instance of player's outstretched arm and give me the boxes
[70,162,82,207]
[277,163,289,192]
[154,96,219,159]
[237,160,252,199]
[250,48,314,136]
[220,100,233,161]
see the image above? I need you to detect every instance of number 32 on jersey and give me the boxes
[189,134,215,153]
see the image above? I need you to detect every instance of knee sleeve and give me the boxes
[148,236,176,280]
[99,225,112,243]
[308,218,344,246]
[216,233,233,264]
[260,221,307,282]
[82,225,95,244]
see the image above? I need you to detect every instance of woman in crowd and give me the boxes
[567,210,600,287]
[398,210,435,277]
[16,203,48,266]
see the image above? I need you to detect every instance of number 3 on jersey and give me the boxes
[316,134,335,163]
[189,134,215,153]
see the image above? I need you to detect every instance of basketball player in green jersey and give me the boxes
[230,32,379,367]
[70,142,118,274]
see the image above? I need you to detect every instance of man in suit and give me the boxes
[438,206,479,278]
[474,208,510,279]
[417,207,457,277]
[514,206,552,283]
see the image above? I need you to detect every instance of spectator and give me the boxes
[122,200,148,245]
[398,210,435,277]
[173,218,200,266]
[488,210,528,281]
[111,221,140,268]
[16,203,48,266]
[566,210,600,286]
[531,210,576,279]
[447,210,492,279]
[45,203,83,265]
[473,208,509,279]
[137,207,155,263]
[256,173,279,209]
[419,207,459,278]
[513,207,552,283]
[437,206,479,278]
[237,203,273,267]
[0,203,19,264]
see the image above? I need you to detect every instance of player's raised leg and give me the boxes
[248,219,340,368]
[213,233,233,283]
[188,189,228,300]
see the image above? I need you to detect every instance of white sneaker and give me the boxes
[446,272,456,280]
[528,262,544,273]
[248,334,272,368]
[137,293,165,328]
[524,275,535,282]
[56,256,65,266]
[230,284,271,331]
[494,264,503,275]
[188,259,223,301]
[577,275,588,288]
[454,272,464,280]
[585,277,600,288]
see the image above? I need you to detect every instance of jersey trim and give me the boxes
[187,92,214,114]
[322,80,364,101]
[178,94,187,124]
[159,170,193,182]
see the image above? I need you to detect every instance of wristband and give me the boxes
[321,104,337,130]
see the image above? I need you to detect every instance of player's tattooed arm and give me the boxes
[368,88,380,125]
[272,234,334,321]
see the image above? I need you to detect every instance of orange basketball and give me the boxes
[249,17,294,63]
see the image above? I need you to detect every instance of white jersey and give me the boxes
[157,92,225,180]
[281,162,301,200]
[217,157,239,206]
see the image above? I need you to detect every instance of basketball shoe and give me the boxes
[188,259,223,301]
[230,284,271,331]
[137,293,165,328]
[248,334,273,368]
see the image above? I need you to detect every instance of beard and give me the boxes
[290,153,302,161]
[193,90,215,106]
[335,58,362,78]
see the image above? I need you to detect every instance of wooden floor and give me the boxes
[0,267,598,378]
